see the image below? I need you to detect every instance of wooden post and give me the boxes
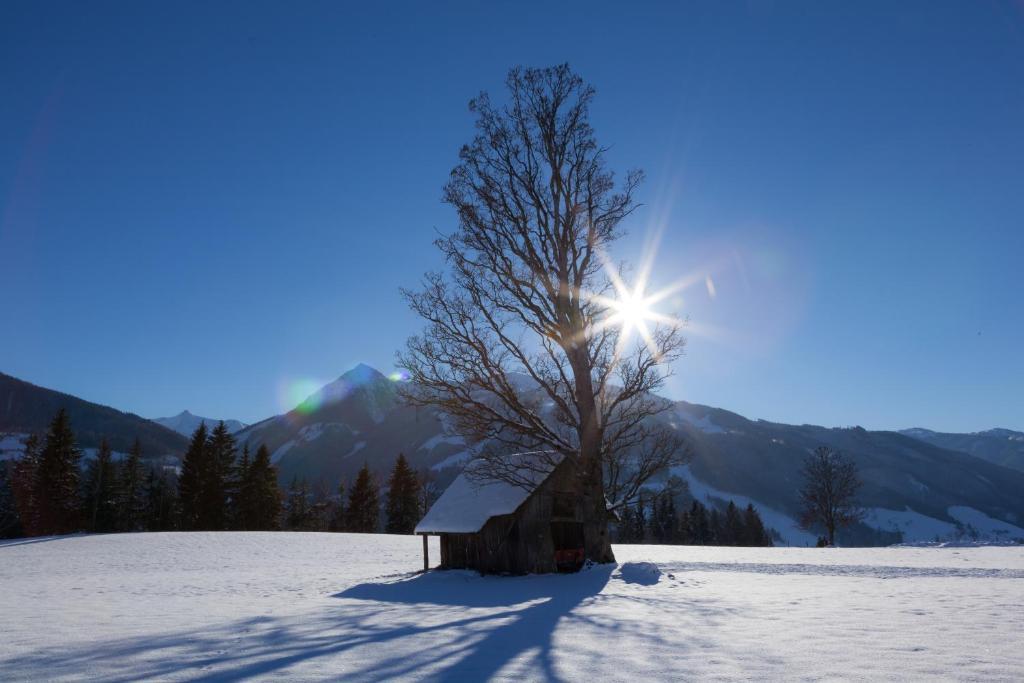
[422,533,429,572]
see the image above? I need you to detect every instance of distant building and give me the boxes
[415,453,597,574]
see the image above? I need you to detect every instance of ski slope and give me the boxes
[1,533,1022,681]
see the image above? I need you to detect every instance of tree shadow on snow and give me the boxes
[0,534,78,549]
[1,561,777,680]
[330,564,615,680]
[0,565,621,682]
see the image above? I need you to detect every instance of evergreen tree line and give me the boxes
[280,453,422,534]
[616,494,774,547]
[0,409,428,538]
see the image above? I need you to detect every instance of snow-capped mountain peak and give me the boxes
[152,410,247,437]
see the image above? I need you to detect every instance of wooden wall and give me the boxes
[438,460,584,574]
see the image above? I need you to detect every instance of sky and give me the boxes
[1,2,1022,431]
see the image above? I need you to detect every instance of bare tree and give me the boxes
[798,446,865,545]
[399,64,687,563]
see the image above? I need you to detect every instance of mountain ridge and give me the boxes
[0,371,188,457]
[3,366,1022,545]
[152,410,247,437]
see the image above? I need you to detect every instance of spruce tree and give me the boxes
[177,423,208,531]
[687,501,711,545]
[385,454,421,534]
[284,477,314,530]
[742,503,773,547]
[34,409,83,535]
[234,445,252,530]
[11,435,41,536]
[648,493,677,544]
[346,464,379,533]
[117,438,146,532]
[144,467,179,531]
[329,481,347,532]
[676,508,692,545]
[202,421,237,530]
[723,501,744,546]
[81,438,118,533]
[0,463,20,538]
[245,445,281,530]
[708,508,723,545]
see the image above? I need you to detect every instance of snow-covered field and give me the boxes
[1,533,1022,681]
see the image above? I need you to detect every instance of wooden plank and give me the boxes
[422,533,429,572]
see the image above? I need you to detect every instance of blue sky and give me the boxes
[1,2,1021,431]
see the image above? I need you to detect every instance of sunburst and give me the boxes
[580,223,737,366]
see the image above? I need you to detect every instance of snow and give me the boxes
[0,432,28,461]
[416,453,562,534]
[866,506,1024,544]
[948,506,1024,541]
[270,440,295,464]
[419,433,465,451]
[866,507,959,542]
[430,447,475,471]
[0,533,1022,681]
[343,441,367,459]
[673,465,818,547]
[676,410,724,434]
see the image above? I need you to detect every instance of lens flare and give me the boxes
[278,378,327,415]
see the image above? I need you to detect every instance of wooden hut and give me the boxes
[415,453,591,575]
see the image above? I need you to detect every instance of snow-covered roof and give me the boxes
[415,452,564,534]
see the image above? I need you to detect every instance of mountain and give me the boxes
[0,372,188,458]
[236,364,464,489]
[5,364,1021,546]
[237,364,1024,546]
[899,428,1024,473]
[153,410,246,437]
[669,403,1024,545]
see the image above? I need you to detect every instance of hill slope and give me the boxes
[0,372,187,457]
[236,364,463,487]
[236,365,1024,545]
[671,402,1024,544]
[900,427,1024,473]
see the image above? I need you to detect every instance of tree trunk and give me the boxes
[581,456,615,563]
[570,347,616,564]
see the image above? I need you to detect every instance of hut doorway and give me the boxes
[551,521,585,572]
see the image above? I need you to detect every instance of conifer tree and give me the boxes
[649,493,677,544]
[346,464,379,533]
[234,445,252,530]
[742,503,773,547]
[117,438,146,532]
[722,501,744,546]
[11,435,41,536]
[81,438,118,533]
[144,467,179,531]
[202,421,237,530]
[617,494,648,543]
[34,409,83,535]
[676,508,692,544]
[244,445,281,530]
[284,477,315,530]
[385,454,421,534]
[310,480,333,532]
[708,508,723,545]
[686,501,711,545]
[329,481,347,532]
[0,463,20,538]
[177,423,208,531]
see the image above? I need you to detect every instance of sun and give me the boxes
[606,288,657,334]
[581,235,707,363]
